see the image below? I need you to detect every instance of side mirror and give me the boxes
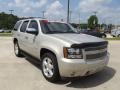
[26,28,38,35]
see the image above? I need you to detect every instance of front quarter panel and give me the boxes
[38,34,71,60]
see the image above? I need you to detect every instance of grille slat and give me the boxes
[86,51,107,60]
[85,45,107,51]
[84,45,108,60]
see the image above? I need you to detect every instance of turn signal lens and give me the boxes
[63,47,68,58]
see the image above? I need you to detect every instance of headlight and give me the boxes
[63,47,83,59]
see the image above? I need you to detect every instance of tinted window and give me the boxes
[28,20,38,30]
[13,21,22,31]
[20,21,29,32]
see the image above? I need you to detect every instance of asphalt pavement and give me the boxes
[0,37,120,90]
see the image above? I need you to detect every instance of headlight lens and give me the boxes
[63,47,83,59]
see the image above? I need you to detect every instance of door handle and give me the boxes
[17,34,20,36]
[25,36,28,39]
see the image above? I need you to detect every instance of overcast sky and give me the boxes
[0,0,120,24]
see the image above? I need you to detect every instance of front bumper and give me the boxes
[58,54,109,77]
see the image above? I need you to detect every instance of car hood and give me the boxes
[49,34,105,44]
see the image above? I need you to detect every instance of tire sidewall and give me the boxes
[118,34,120,37]
[14,42,22,57]
[102,34,106,38]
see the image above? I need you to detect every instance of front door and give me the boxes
[25,20,40,58]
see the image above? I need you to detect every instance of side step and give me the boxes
[21,51,41,65]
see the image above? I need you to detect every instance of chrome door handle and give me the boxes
[25,36,28,39]
[17,34,20,36]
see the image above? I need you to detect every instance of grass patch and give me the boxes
[0,33,12,37]
[105,38,120,40]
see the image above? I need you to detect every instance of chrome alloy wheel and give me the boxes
[42,57,54,78]
[14,43,19,55]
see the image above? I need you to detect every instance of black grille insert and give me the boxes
[71,41,108,49]
[86,51,107,60]
[85,45,107,51]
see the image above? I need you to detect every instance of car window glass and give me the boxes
[28,20,38,30]
[20,21,29,32]
[14,21,22,31]
[40,21,76,34]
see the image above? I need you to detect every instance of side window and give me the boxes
[28,20,38,30]
[20,21,29,32]
[13,21,22,31]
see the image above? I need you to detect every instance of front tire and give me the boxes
[41,53,60,82]
[14,41,23,57]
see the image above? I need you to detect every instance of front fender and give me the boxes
[40,44,62,60]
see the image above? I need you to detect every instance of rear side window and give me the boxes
[13,21,22,31]
[20,21,29,32]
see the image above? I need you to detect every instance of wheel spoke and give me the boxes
[44,69,49,76]
[43,60,48,66]
[49,64,53,70]
[14,43,18,54]
[47,58,52,64]
[48,69,53,77]
[42,57,54,78]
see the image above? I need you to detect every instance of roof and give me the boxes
[18,18,66,23]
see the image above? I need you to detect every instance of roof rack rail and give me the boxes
[20,17,46,20]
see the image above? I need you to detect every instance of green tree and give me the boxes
[79,24,88,29]
[0,12,19,30]
[88,15,98,29]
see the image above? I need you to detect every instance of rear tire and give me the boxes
[102,34,106,38]
[118,34,120,38]
[112,35,115,37]
[14,41,23,57]
[41,53,60,83]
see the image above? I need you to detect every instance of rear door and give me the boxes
[13,21,22,38]
[18,20,29,51]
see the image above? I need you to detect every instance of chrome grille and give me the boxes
[85,45,107,51]
[86,51,107,60]
[84,45,107,60]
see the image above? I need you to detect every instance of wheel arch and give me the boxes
[13,38,18,43]
[117,34,120,37]
[40,48,57,60]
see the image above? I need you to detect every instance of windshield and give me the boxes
[40,21,77,34]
